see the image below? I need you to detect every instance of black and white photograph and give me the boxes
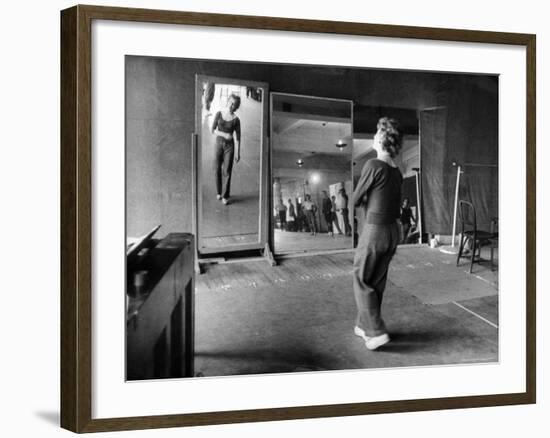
[125,56,499,381]
[3,0,546,434]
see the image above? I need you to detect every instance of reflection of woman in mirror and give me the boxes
[303,194,317,236]
[330,195,343,235]
[286,198,296,232]
[211,93,242,205]
[321,191,333,236]
[276,198,287,230]
[352,117,403,351]
[337,188,352,236]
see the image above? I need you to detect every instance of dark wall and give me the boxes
[126,56,498,238]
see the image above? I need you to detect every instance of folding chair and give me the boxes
[456,200,496,274]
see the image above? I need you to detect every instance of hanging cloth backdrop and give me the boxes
[420,78,499,235]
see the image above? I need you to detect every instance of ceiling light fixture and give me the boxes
[335,139,348,150]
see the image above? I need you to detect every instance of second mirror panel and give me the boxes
[271,94,353,254]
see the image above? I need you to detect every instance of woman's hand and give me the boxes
[234,153,241,163]
[214,129,232,140]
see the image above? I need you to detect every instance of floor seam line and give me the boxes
[452,301,499,329]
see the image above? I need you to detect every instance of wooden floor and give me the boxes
[274,228,352,254]
[202,232,259,248]
[196,245,497,296]
[194,245,499,377]
[196,249,354,293]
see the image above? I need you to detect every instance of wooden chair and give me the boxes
[456,200,496,274]
[489,216,499,271]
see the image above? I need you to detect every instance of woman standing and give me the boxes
[352,117,403,350]
[286,198,296,231]
[337,188,352,236]
[321,191,333,236]
[302,194,317,236]
[211,94,241,205]
[276,198,287,230]
[330,195,343,235]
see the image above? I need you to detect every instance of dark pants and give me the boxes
[323,211,333,233]
[305,210,316,233]
[401,222,411,244]
[353,222,399,337]
[341,208,352,235]
[331,212,343,234]
[214,137,234,199]
[278,211,286,229]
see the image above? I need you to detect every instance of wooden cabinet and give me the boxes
[126,233,194,380]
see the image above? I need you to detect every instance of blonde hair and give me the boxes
[377,117,403,158]
[228,93,241,110]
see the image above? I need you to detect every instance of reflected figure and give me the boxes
[212,94,242,205]
[321,191,333,236]
[296,202,306,232]
[331,195,343,235]
[286,199,297,231]
[303,194,317,235]
[276,198,287,230]
[337,188,352,236]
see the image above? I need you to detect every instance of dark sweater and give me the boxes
[322,197,332,214]
[400,206,413,225]
[353,159,403,224]
[212,111,241,139]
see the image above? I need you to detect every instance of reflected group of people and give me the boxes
[274,188,352,237]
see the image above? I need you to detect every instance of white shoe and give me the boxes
[354,326,371,343]
[365,333,390,350]
[222,198,229,205]
[216,194,222,200]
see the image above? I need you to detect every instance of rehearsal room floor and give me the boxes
[274,228,353,253]
[193,245,498,377]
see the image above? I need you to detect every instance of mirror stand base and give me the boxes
[263,243,276,267]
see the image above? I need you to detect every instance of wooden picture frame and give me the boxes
[61,4,536,433]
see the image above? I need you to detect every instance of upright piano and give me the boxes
[126,232,194,380]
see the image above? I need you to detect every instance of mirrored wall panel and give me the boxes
[271,94,353,254]
[196,76,268,253]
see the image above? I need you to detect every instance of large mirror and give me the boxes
[271,93,354,254]
[195,76,268,254]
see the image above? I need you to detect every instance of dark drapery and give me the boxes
[420,107,450,234]
[420,78,498,235]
